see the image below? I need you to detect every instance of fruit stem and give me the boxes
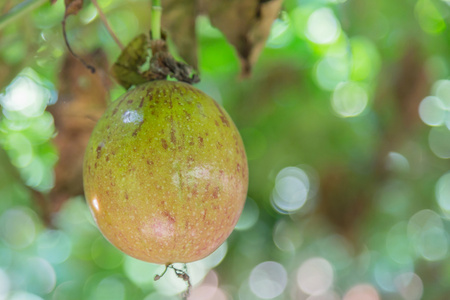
[151,0,162,40]
[154,263,170,281]
[0,0,47,31]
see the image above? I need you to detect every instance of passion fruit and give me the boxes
[83,80,248,264]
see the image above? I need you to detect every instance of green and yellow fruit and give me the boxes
[83,80,248,264]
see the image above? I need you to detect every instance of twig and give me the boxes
[154,263,192,299]
[62,19,95,73]
[0,0,47,31]
[90,0,124,50]
[171,264,191,299]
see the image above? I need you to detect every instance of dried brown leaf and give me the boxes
[64,0,83,17]
[161,0,198,69]
[161,0,283,77]
[46,50,110,214]
[112,34,199,89]
[205,0,283,77]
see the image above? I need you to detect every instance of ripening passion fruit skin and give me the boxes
[83,80,248,264]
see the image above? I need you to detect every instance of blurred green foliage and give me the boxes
[1,0,450,299]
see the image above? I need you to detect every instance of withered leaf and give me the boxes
[161,0,283,77]
[148,39,199,84]
[46,50,110,216]
[111,34,149,89]
[207,0,283,77]
[64,0,83,17]
[112,34,199,89]
[161,0,198,70]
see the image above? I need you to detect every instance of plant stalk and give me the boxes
[91,0,124,50]
[0,0,47,31]
[151,0,162,40]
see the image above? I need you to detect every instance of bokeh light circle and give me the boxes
[91,236,124,269]
[271,166,310,214]
[306,8,340,45]
[386,222,413,265]
[433,79,450,107]
[89,277,125,300]
[0,69,52,117]
[315,56,349,91]
[31,258,56,294]
[189,271,227,300]
[235,197,259,231]
[0,207,36,249]
[297,257,334,296]
[198,241,228,270]
[428,126,450,158]
[419,96,446,126]
[332,81,368,118]
[123,256,159,288]
[407,209,448,261]
[144,293,179,300]
[343,284,379,300]
[386,152,410,173]
[0,269,10,300]
[306,291,340,300]
[395,272,423,300]
[52,281,83,300]
[436,172,450,215]
[273,219,303,252]
[249,261,288,299]
[189,271,219,300]
[8,292,44,300]
[36,229,72,264]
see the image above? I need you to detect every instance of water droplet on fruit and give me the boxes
[122,110,143,124]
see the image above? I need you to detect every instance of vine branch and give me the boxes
[0,0,47,31]
[62,19,95,73]
[91,0,124,50]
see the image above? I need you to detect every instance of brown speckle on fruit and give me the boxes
[213,187,219,199]
[96,142,104,159]
[161,139,168,150]
[170,129,176,144]
[132,123,143,137]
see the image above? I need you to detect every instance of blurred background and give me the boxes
[1,0,450,299]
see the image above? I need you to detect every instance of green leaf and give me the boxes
[111,34,149,89]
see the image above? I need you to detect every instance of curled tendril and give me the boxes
[154,263,192,299]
